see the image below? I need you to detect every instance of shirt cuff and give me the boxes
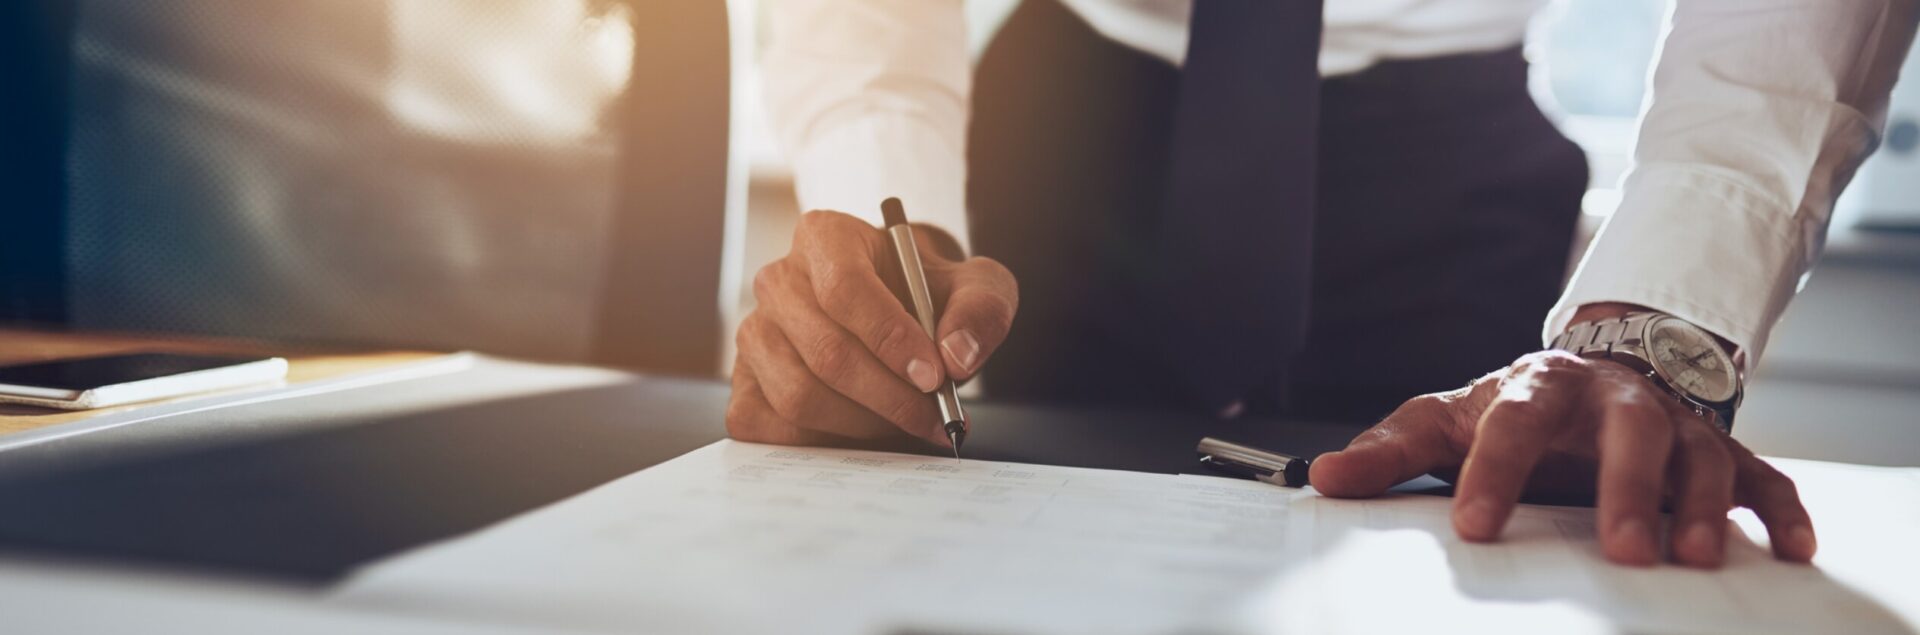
[1544,165,1815,371]
[788,116,971,251]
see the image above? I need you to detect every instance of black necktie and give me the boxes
[1156,0,1322,413]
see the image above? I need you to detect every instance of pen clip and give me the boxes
[1196,437,1311,488]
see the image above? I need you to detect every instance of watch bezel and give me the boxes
[1637,315,1741,408]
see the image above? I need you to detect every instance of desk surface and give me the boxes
[3,331,1917,635]
[0,332,1371,582]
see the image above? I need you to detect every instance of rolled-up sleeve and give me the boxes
[762,0,974,247]
[1547,0,1919,369]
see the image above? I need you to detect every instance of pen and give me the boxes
[1196,437,1311,487]
[881,197,969,459]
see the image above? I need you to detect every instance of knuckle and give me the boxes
[801,331,858,379]
[1496,357,1587,404]
[814,264,859,308]
[1406,392,1449,413]
[1599,393,1672,432]
[970,258,1020,312]
[979,255,1013,278]
[796,209,838,234]
[752,261,786,302]
[1354,420,1407,449]
[1404,393,1474,440]
[725,397,768,442]
[1692,446,1737,482]
[734,316,754,351]
[760,379,807,420]
[976,256,1017,286]
[1507,350,1590,388]
[736,312,767,350]
[1529,351,1589,379]
[1514,349,1572,369]
[974,289,1018,330]
[869,318,920,361]
[1392,394,1450,425]
[1607,379,1660,405]
[1765,474,1802,502]
[802,209,868,240]
[1686,430,1735,467]
[1485,397,1552,427]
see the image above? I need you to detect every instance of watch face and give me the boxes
[1647,318,1738,404]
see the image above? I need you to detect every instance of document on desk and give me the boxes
[336,441,1919,635]
[338,440,1304,634]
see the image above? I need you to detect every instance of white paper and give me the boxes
[336,441,1920,635]
[338,440,1307,635]
[1238,492,1917,635]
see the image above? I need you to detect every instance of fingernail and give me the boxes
[1680,522,1722,567]
[1608,518,1657,565]
[1453,498,1502,541]
[942,330,980,372]
[1784,525,1817,561]
[907,359,939,393]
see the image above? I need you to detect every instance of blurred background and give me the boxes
[2,0,1916,464]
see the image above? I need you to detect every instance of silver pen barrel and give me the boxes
[883,199,968,455]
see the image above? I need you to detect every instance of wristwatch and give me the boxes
[1550,312,1743,432]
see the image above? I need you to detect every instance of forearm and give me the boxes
[762,0,973,246]
[1546,0,1918,368]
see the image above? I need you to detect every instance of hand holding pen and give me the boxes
[725,202,1018,451]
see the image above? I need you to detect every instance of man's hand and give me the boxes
[727,210,1018,447]
[1309,350,1814,569]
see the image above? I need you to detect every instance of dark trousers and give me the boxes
[968,0,1587,423]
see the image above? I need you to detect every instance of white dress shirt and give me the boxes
[763,0,1919,369]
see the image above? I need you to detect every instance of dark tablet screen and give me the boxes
[0,353,271,391]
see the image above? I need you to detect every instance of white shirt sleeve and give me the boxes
[1546,0,1919,369]
[761,0,974,248]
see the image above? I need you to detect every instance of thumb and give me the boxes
[932,256,1018,382]
[1311,394,1468,498]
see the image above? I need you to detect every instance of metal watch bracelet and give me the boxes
[1551,312,1739,432]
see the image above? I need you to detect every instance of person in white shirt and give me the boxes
[729,0,1918,570]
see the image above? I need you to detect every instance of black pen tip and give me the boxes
[944,420,966,459]
[881,197,907,228]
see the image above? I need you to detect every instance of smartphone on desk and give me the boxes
[0,352,288,410]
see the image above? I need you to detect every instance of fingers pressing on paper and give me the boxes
[1663,398,1736,568]
[1304,346,1817,569]
[1731,443,1817,562]
[1450,354,1582,543]
[1310,391,1473,499]
[1592,393,1674,566]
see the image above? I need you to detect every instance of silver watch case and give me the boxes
[1551,312,1743,432]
